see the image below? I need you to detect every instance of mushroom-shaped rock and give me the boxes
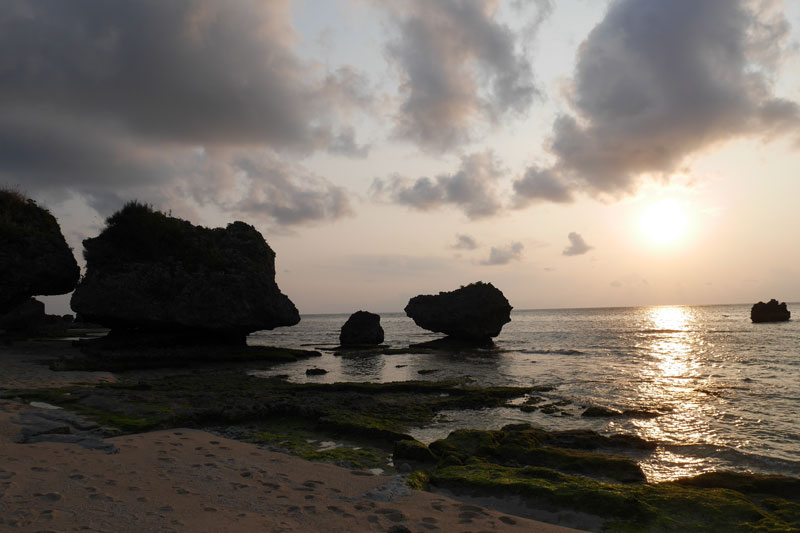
[339,311,384,345]
[71,202,299,344]
[0,190,80,314]
[750,299,790,323]
[404,282,512,341]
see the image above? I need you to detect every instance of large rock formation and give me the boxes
[0,190,80,314]
[71,202,299,344]
[339,311,384,346]
[751,299,791,323]
[404,282,512,341]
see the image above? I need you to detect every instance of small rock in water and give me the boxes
[582,406,623,417]
[305,368,328,376]
[750,299,791,323]
[339,311,384,345]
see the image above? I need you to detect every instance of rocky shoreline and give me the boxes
[2,338,799,532]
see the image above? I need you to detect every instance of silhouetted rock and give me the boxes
[404,282,512,340]
[0,298,45,333]
[750,299,790,323]
[582,406,623,417]
[71,202,299,345]
[0,190,80,314]
[305,367,328,376]
[339,311,384,345]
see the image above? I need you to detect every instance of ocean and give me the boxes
[249,304,799,482]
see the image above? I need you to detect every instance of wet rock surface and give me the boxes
[404,282,512,341]
[750,299,791,323]
[71,202,300,344]
[0,191,79,314]
[340,311,384,346]
[12,406,117,453]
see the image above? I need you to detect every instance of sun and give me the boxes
[640,199,688,245]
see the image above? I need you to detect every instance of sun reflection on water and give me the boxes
[633,306,723,481]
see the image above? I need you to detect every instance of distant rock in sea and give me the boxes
[750,299,790,323]
[404,282,512,341]
[339,311,384,346]
[71,201,300,345]
[0,190,79,314]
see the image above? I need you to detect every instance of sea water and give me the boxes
[249,304,800,482]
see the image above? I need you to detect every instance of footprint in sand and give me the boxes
[34,492,62,502]
[374,508,406,522]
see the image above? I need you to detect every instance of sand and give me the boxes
[0,341,584,532]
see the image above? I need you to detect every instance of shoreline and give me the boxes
[0,339,584,532]
[2,337,799,532]
[0,400,580,532]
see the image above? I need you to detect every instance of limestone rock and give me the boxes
[0,298,45,333]
[339,311,384,345]
[750,299,790,323]
[0,190,79,313]
[404,282,512,340]
[71,202,299,344]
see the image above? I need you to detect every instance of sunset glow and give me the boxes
[640,200,689,246]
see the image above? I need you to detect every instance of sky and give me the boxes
[3,0,800,315]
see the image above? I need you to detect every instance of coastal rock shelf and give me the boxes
[405,282,512,341]
[70,202,299,345]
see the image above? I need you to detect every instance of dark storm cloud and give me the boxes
[562,232,592,256]
[382,0,540,152]
[452,234,478,250]
[512,167,574,206]
[0,0,369,225]
[371,151,504,219]
[481,242,523,266]
[0,0,370,147]
[542,0,799,198]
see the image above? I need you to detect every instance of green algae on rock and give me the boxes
[413,424,800,532]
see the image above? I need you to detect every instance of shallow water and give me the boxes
[249,304,800,482]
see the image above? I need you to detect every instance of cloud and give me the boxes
[371,151,504,219]
[512,167,574,206]
[452,234,478,250]
[562,232,592,256]
[541,0,799,199]
[481,242,524,265]
[0,0,369,226]
[381,0,540,151]
[231,154,353,226]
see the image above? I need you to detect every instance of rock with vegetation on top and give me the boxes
[70,202,299,344]
[750,299,790,323]
[404,282,512,341]
[0,190,80,314]
[339,310,384,345]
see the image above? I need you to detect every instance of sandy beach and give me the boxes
[0,342,583,532]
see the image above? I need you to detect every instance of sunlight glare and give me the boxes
[640,199,688,245]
